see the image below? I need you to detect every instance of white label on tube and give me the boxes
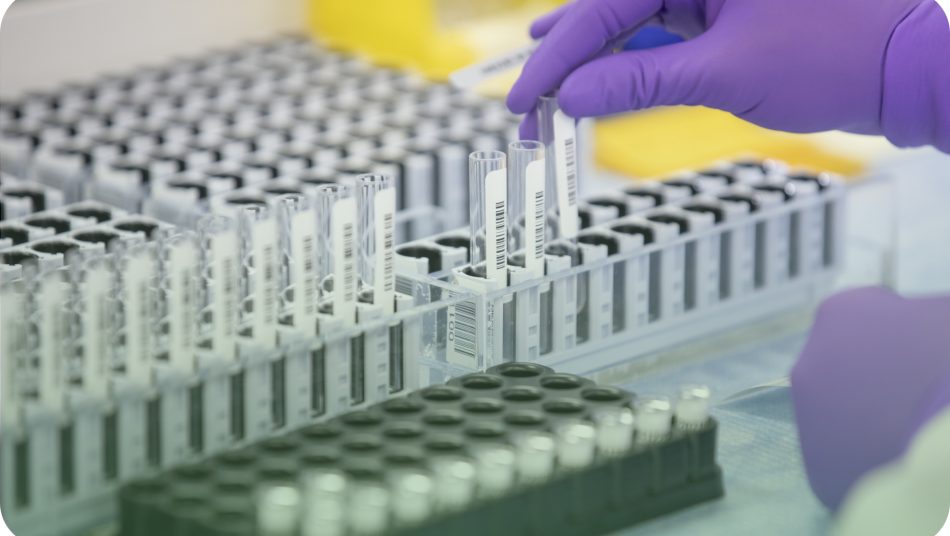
[168,240,198,369]
[82,263,112,397]
[484,168,508,284]
[525,159,546,279]
[332,197,357,325]
[374,187,396,313]
[38,271,67,410]
[449,42,539,89]
[553,110,579,239]
[291,209,318,331]
[252,218,279,344]
[124,250,155,384]
[211,231,240,356]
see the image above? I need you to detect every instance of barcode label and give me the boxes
[252,218,279,344]
[211,231,240,356]
[449,41,539,89]
[525,159,546,278]
[484,168,508,284]
[374,187,396,313]
[37,271,67,411]
[291,209,318,330]
[446,299,478,367]
[332,197,357,325]
[82,262,113,396]
[168,239,198,368]
[124,249,155,384]
[553,110,579,238]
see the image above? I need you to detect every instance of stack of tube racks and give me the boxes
[0,158,843,536]
[0,35,520,242]
[0,34,844,536]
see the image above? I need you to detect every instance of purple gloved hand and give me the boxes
[508,0,950,152]
[791,287,950,511]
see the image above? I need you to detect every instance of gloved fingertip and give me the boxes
[557,74,594,118]
[519,112,539,140]
[506,83,534,114]
[529,21,549,40]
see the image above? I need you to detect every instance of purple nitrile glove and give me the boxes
[790,287,950,511]
[508,0,950,152]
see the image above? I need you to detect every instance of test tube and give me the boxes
[473,444,516,498]
[507,141,546,280]
[555,421,597,470]
[468,150,507,281]
[198,214,240,356]
[356,174,396,313]
[675,385,711,430]
[314,183,357,324]
[537,95,559,232]
[635,396,673,443]
[276,194,319,330]
[256,483,302,536]
[236,203,279,345]
[537,94,579,240]
[346,481,390,535]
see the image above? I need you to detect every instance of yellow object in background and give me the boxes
[594,107,867,179]
[307,0,559,79]
[307,0,867,180]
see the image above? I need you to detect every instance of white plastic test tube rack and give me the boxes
[0,212,477,536]
[395,163,845,376]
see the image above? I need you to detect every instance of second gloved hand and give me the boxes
[508,0,950,149]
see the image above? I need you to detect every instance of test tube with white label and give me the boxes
[276,194,319,332]
[506,141,545,255]
[236,203,280,346]
[356,174,396,314]
[467,150,507,281]
[537,94,579,241]
[507,141,546,360]
[315,183,357,325]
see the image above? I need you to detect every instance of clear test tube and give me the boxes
[536,94,579,240]
[236,202,279,345]
[537,94,559,230]
[314,183,357,324]
[507,141,546,256]
[198,214,241,356]
[276,194,319,330]
[468,150,507,281]
[356,174,396,313]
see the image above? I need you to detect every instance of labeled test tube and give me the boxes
[537,94,579,240]
[236,203,280,345]
[276,194,319,331]
[315,184,357,325]
[468,150,507,282]
[356,174,396,313]
[507,141,546,266]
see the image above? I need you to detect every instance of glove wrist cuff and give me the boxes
[881,0,950,153]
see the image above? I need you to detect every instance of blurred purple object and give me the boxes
[791,287,950,510]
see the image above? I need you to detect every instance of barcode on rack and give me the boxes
[261,243,276,323]
[449,300,477,363]
[563,137,577,206]
[493,200,506,272]
[382,212,394,292]
[533,189,545,259]
[302,234,315,311]
[395,275,413,296]
[341,221,355,302]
